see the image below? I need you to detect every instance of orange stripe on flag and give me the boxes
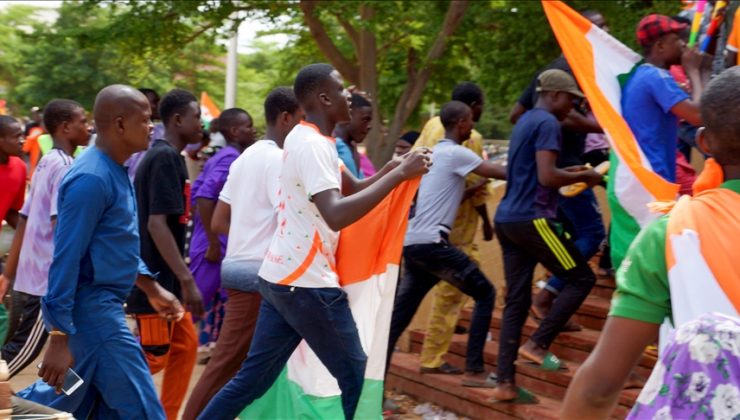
[278,231,324,286]
[542,1,679,202]
[336,179,420,286]
[200,92,221,119]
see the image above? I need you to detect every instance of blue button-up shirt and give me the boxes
[42,146,151,335]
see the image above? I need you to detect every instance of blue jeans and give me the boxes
[545,189,605,294]
[198,279,367,420]
[387,242,495,373]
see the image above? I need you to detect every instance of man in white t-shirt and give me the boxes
[199,63,431,420]
[182,87,304,419]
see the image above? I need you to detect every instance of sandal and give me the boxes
[491,386,539,404]
[518,347,567,371]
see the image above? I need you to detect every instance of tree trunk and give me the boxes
[378,0,470,165]
[357,4,383,168]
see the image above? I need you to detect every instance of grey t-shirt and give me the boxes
[405,140,483,245]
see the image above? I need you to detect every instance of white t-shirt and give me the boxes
[219,140,282,263]
[259,121,343,288]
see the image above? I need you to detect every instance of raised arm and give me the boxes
[313,151,430,231]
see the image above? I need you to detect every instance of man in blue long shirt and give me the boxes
[18,85,183,419]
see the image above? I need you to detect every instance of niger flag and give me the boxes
[240,179,420,419]
[200,91,221,122]
[542,1,679,266]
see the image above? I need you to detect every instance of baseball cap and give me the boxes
[536,69,584,98]
[636,14,688,47]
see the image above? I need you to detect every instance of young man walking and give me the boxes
[182,87,303,419]
[128,88,205,420]
[199,63,430,420]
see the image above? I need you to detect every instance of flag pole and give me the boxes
[224,22,239,109]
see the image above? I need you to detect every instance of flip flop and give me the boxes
[461,372,497,388]
[490,387,539,404]
[518,347,567,371]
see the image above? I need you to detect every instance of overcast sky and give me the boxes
[0,0,290,53]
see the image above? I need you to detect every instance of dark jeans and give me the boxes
[386,242,495,374]
[198,279,367,420]
[544,188,605,293]
[495,219,595,383]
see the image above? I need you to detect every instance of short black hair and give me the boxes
[265,87,300,124]
[294,63,335,105]
[701,67,740,165]
[350,93,371,109]
[440,101,471,129]
[42,99,84,135]
[159,88,197,126]
[218,108,251,138]
[138,88,159,101]
[399,131,420,146]
[451,82,484,106]
[0,115,18,137]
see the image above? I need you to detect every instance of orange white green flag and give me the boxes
[200,91,221,122]
[239,179,420,419]
[541,0,680,266]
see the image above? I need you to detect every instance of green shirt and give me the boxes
[609,179,740,324]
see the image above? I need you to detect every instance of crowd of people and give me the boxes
[0,4,737,420]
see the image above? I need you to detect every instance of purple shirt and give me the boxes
[16,149,74,296]
[189,145,241,257]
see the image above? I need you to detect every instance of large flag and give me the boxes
[239,179,420,419]
[542,1,679,265]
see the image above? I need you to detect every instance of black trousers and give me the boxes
[2,291,48,378]
[495,218,595,383]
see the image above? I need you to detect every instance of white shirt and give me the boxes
[259,121,343,288]
[219,140,282,263]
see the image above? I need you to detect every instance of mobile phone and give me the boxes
[37,364,84,395]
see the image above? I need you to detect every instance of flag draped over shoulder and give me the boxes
[240,179,420,420]
[542,0,680,263]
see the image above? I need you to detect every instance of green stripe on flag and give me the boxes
[239,369,384,420]
[607,151,643,269]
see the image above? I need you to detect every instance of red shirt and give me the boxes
[0,156,26,223]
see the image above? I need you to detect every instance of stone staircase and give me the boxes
[386,276,656,419]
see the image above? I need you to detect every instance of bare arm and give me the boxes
[509,102,526,125]
[4,209,19,230]
[476,204,494,241]
[341,157,401,196]
[562,316,659,419]
[196,197,221,262]
[0,216,26,297]
[536,150,602,188]
[212,200,231,236]
[471,161,507,180]
[313,152,429,231]
[726,51,738,70]
[147,214,204,316]
[561,109,603,134]
[671,100,703,127]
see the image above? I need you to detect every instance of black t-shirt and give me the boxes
[517,56,586,167]
[126,139,190,314]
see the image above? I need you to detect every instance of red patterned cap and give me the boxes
[636,14,688,47]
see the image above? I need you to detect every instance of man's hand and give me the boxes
[180,278,205,318]
[39,335,74,394]
[397,148,432,180]
[146,283,185,322]
[462,178,489,202]
[0,274,10,300]
[204,241,221,263]
[563,165,590,173]
[682,47,704,75]
[583,170,605,187]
